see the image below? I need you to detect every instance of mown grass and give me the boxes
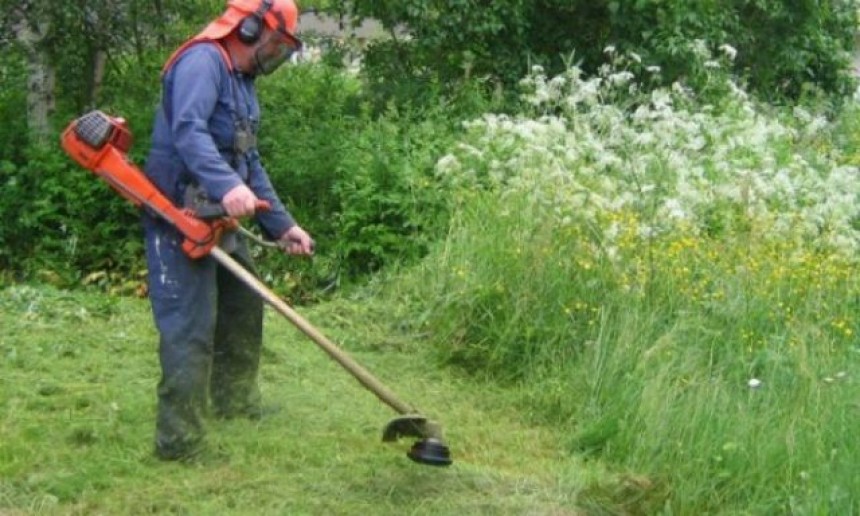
[0,285,649,515]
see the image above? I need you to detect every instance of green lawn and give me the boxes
[0,286,602,515]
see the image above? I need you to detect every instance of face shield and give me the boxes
[252,29,302,75]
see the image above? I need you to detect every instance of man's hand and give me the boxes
[222,184,259,218]
[279,225,314,256]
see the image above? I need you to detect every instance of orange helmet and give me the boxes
[162,0,301,74]
[199,0,301,46]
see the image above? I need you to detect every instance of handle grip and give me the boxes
[195,200,272,220]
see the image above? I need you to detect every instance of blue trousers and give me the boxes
[143,217,263,458]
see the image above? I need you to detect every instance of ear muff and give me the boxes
[238,0,273,45]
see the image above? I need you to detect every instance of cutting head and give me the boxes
[382,415,452,467]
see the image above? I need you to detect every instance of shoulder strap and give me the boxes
[161,38,233,77]
[160,38,254,165]
[160,39,236,130]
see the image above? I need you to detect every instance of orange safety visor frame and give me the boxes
[269,9,303,53]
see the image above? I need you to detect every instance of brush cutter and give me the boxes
[60,110,452,467]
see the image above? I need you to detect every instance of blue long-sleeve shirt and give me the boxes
[144,41,295,239]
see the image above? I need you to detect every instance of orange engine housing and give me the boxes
[60,111,227,259]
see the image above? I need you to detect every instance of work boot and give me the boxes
[154,438,231,465]
[211,379,263,420]
[217,401,284,421]
[154,436,205,462]
[211,241,264,420]
[154,354,210,462]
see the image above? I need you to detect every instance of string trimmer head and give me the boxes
[383,415,452,466]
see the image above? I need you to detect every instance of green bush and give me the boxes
[0,50,29,163]
[0,143,143,285]
[258,63,472,288]
[0,46,164,287]
[352,0,858,101]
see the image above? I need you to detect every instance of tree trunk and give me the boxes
[26,51,55,140]
[15,18,54,142]
[153,0,166,48]
[88,49,108,108]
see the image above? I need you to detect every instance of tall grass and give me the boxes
[399,49,860,512]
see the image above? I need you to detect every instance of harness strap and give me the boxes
[162,38,233,76]
[161,39,258,167]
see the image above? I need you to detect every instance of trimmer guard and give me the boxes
[383,415,452,466]
[382,415,428,442]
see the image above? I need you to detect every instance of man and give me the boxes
[143,0,314,461]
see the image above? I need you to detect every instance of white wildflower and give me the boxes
[609,71,635,87]
[638,225,656,239]
[663,198,687,220]
[719,44,738,61]
[748,378,762,389]
[436,154,460,175]
[434,60,860,264]
[690,39,709,59]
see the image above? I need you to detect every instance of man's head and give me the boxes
[202,0,302,75]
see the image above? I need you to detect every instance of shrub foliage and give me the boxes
[351,0,858,100]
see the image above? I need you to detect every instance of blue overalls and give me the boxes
[143,41,295,459]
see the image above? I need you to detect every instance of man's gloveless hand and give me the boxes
[222,184,259,218]
[279,225,314,256]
